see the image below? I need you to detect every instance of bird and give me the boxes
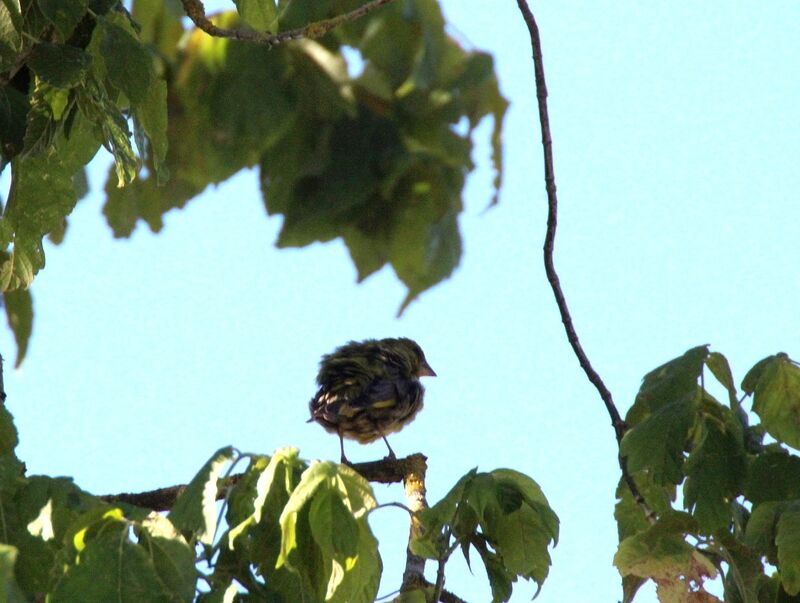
[308,337,436,464]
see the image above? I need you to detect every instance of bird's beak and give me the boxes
[418,359,436,377]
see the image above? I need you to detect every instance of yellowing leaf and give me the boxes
[752,355,800,450]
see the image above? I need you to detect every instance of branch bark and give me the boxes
[515,0,655,523]
[100,453,420,510]
[180,0,396,47]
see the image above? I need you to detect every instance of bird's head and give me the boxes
[391,337,436,378]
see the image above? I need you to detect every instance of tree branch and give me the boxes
[515,0,655,522]
[100,453,422,510]
[399,454,429,593]
[180,0,397,47]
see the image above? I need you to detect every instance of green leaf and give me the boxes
[706,351,738,407]
[131,0,185,60]
[745,447,800,505]
[742,354,785,395]
[277,463,357,569]
[0,544,26,603]
[277,461,379,603]
[751,355,800,450]
[615,473,675,542]
[225,455,271,538]
[0,453,23,494]
[52,531,174,603]
[2,111,100,290]
[101,107,138,187]
[233,0,278,30]
[99,17,153,107]
[38,0,88,41]
[331,518,381,603]
[626,345,708,426]
[490,468,559,544]
[28,42,91,88]
[342,226,388,283]
[614,511,702,580]
[415,468,557,598]
[0,85,29,166]
[413,468,477,557]
[393,209,462,316]
[753,573,800,603]
[778,508,800,595]
[168,446,236,544]
[139,514,197,602]
[20,86,59,157]
[309,488,359,561]
[717,532,763,603]
[98,5,506,313]
[4,288,32,367]
[223,452,308,601]
[0,2,23,73]
[134,78,169,183]
[745,501,784,560]
[620,396,694,485]
[622,575,647,603]
[683,397,746,532]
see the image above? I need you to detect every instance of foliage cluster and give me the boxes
[0,412,558,601]
[616,347,800,603]
[0,0,507,365]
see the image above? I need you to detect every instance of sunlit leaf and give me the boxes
[140,514,196,602]
[168,446,236,544]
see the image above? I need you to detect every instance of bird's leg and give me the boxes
[381,434,397,461]
[367,418,397,460]
[338,430,351,465]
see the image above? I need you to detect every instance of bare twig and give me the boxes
[515,0,655,523]
[180,0,396,47]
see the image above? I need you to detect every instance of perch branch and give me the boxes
[102,453,469,601]
[515,0,655,522]
[100,453,419,510]
[180,0,396,47]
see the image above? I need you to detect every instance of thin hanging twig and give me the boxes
[514,0,655,523]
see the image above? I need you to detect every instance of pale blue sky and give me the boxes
[2,2,799,601]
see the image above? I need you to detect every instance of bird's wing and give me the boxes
[346,379,399,411]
